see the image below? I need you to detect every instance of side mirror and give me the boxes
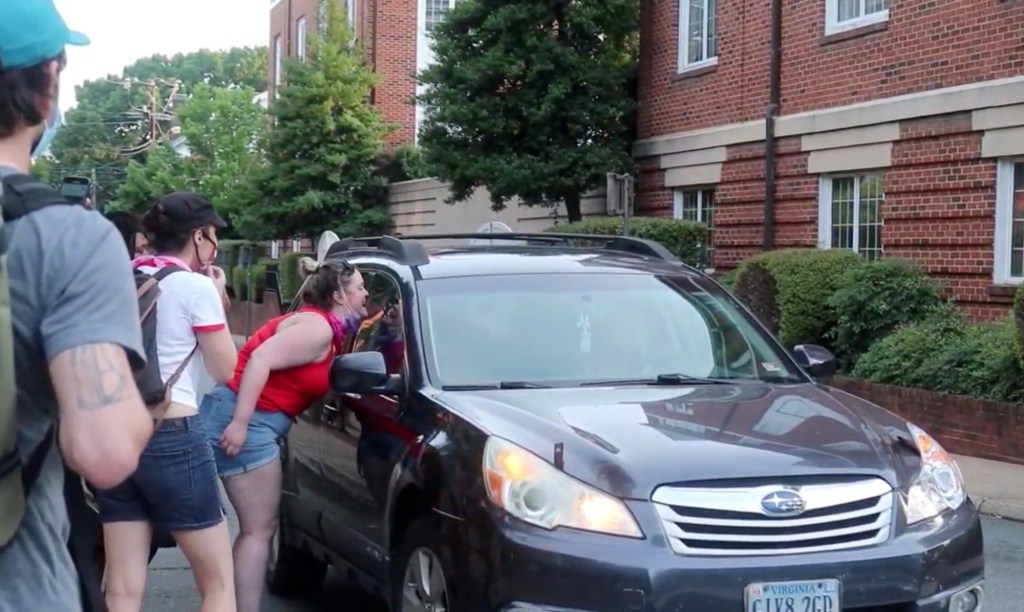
[792,344,837,380]
[330,352,402,395]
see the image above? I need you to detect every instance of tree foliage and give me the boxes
[417,0,639,222]
[49,47,267,205]
[110,85,266,218]
[235,0,392,240]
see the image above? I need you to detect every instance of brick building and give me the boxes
[635,0,1024,317]
[269,0,457,147]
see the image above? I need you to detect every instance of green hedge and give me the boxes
[278,251,314,303]
[231,259,270,304]
[546,217,710,268]
[826,258,944,369]
[732,249,864,347]
[853,306,1024,403]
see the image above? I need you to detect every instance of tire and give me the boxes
[264,505,327,597]
[390,516,465,612]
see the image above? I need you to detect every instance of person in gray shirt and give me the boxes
[0,1,155,610]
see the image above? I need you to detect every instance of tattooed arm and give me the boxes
[41,212,151,489]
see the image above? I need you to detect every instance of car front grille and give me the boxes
[651,477,894,556]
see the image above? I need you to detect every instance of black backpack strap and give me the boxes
[63,468,107,612]
[153,265,186,281]
[0,174,70,222]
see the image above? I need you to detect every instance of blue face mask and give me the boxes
[31,107,64,159]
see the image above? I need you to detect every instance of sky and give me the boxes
[55,0,269,111]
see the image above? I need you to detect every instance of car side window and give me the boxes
[347,271,406,375]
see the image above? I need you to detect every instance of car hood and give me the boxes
[435,382,917,500]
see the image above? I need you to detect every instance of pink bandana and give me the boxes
[132,254,193,272]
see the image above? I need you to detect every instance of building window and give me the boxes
[994,160,1024,284]
[825,0,889,36]
[270,0,283,8]
[347,0,357,28]
[273,35,282,93]
[270,240,281,260]
[817,174,884,261]
[678,0,717,72]
[296,18,307,63]
[673,188,715,267]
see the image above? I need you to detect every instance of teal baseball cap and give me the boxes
[0,0,89,71]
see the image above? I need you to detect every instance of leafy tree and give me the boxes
[50,47,267,204]
[417,0,639,222]
[235,0,392,240]
[109,85,266,218]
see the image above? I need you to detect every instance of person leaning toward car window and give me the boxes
[200,256,405,612]
[95,192,238,612]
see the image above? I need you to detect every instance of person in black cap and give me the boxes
[93,191,238,612]
[0,1,154,611]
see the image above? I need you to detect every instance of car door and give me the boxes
[319,269,415,579]
[280,279,329,541]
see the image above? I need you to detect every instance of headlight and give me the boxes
[482,437,643,539]
[903,423,966,524]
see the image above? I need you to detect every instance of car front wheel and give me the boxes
[392,516,468,612]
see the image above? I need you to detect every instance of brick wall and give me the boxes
[831,376,1024,465]
[269,0,417,148]
[638,0,1024,140]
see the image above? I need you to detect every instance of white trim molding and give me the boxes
[994,159,1024,285]
[677,0,718,74]
[270,0,283,9]
[824,0,889,36]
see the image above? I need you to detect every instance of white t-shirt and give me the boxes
[139,265,226,409]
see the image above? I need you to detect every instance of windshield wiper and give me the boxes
[580,373,729,387]
[440,381,552,391]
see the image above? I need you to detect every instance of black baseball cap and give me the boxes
[154,191,227,232]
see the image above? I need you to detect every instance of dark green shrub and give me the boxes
[547,217,710,268]
[1014,285,1024,371]
[827,258,944,369]
[732,249,864,347]
[278,251,314,302]
[732,263,779,333]
[378,145,433,183]
[854,307,1024,403]
[717,268,739,290]
[231,259,268,304]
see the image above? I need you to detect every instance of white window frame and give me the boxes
[672,187,716,271]
[296,18,307,63]
[270,0,283,9]
[994,159,1024,284]
[825,0,889,36]
[270,240,281,260]
[273,34,282,94]
[677,0,718,74]
[817,174,885,259]
[347,0,357,29]
[416,0,459,138]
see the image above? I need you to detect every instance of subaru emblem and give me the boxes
[760,490,806,516]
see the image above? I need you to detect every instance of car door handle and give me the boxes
[339,392,362,400]
[323,403,339,413]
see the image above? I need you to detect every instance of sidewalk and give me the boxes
[956,454,1024,522]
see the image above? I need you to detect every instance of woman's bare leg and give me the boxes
[173,520,236,612]
[223,460,283,612]
[102,521,152,612]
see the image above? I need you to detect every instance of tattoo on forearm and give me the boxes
[66,344,129,411]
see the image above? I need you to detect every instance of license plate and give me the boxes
[744,579,841,612]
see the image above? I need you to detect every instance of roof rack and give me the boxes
[326,232,679,266]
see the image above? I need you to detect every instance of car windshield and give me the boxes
[417,272,807,388]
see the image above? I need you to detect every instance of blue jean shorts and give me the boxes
[96,415,225,531]
[200,384,293,478]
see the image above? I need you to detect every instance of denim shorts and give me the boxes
[96,415,225,531]
[200,384,293,478]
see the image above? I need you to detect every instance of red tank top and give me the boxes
[227,308,335,419]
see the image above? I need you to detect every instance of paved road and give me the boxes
[145,515,1024,611]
